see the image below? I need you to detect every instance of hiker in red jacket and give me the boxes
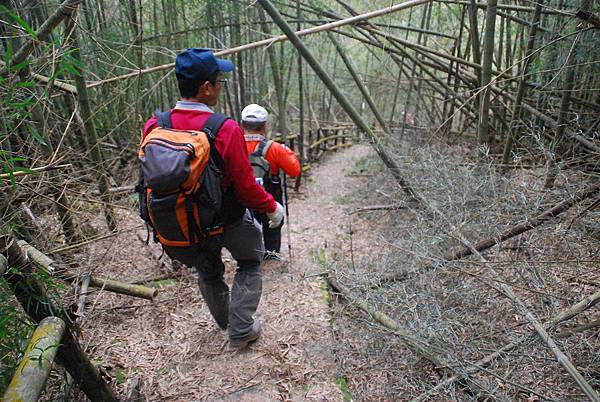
[142,48,284,348]
[241,104,300,260]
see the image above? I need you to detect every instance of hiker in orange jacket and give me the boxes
[241,104,300,260]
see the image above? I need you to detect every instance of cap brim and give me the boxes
[217,59,234,72]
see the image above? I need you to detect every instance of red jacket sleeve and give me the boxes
[142,116,158,141]
[216,120,277,213]
[267,142,301,177]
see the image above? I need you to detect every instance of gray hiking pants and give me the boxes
[163,209,264,339]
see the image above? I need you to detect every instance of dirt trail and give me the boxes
[81,144,376,401]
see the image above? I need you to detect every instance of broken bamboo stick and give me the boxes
[349,204,407,214]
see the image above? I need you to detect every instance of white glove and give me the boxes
[266,202,285,229]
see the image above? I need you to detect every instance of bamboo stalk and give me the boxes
[85,276,158,300]
[258,0,422,200]
[68,19,118,232]
[476,0,498,151]
[502,0,544,164]
[435,0,570,15]
[87,0,431,88]
[0,254,6,275]
[3,317,66,402]
[0,60,76,93]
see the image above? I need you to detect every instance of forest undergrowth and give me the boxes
[323,130,600,401]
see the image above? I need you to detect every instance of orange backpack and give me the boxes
[137,111,229,247]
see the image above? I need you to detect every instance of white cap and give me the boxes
[241,104,268,123]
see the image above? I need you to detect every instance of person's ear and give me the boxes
[201,81,211,95]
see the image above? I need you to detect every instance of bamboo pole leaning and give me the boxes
[2,317,66,402]
[87,0,431,88]
[257,0,423,201]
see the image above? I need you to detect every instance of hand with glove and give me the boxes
[266,202,285,229]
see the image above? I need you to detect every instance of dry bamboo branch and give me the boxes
[551,288,600,325]
[496,280,599,401]
[2,317,66,402]
[413,287,600,401]
[379,182,600,284]
[0,164,71,180]
[349,204,407,214]
[87,0,431,88]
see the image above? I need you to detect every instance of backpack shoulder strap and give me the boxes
[155,110,172,129]
[201,113,230,168]
[253,138,273,158]
[202,113,229,141]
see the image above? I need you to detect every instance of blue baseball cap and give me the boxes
[175,48,234,82]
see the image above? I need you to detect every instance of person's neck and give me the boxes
[181,98,206,104]
[244,129,265,136]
